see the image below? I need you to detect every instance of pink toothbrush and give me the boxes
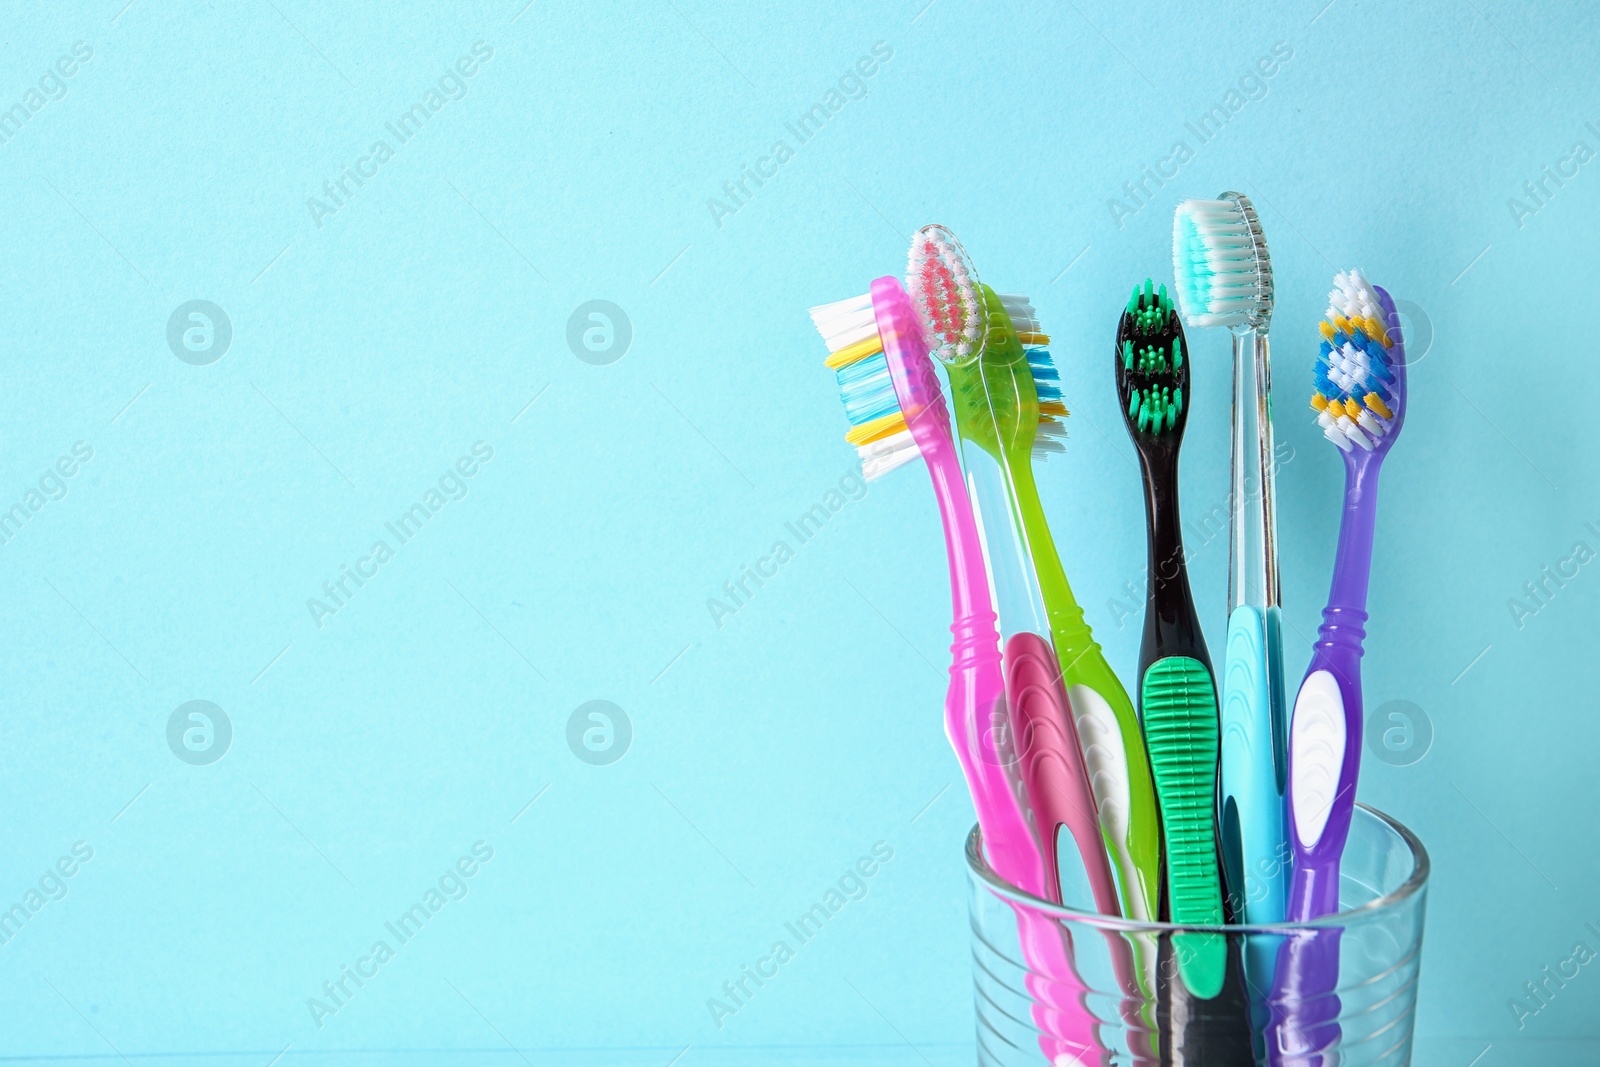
[813,277,1101,1061]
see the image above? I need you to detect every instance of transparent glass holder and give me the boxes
[966,804,1428,1065]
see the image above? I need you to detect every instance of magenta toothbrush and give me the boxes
[812,278,1040,886]
[1268,272,1408,1065]
[812,278,1103,1060]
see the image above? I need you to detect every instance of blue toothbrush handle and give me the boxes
[1220,604,1289,925]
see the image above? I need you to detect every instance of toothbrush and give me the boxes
[812,277,1040,889]
[1267,272,1408,1066]
[1173,193,1290,931]
[811,276,1100,1062]
[1116,279,1255,1062]
[909,227,1163,932]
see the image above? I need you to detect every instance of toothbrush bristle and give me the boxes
[810,292,918,480]
[1172,194,1272,329]
[1000,292,1070,460]
[906,225,986,363]
[1311,270,1404,454]
[1116,278,1188,440]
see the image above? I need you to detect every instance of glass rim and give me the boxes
[964,802,1429,934]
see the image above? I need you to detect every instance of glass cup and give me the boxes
[966,804,1428,1065]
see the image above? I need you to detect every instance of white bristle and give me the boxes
[1328,269,1383,323]
[999,294,1039,333]
[857,431,919,481]
[1033,418,1067,461]
[1325,341,1371,395]
[1172,195,1273,330]
[1317,410,1352,452]
[808,292,878,353]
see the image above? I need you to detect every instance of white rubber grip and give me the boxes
[1289,670,1346,850]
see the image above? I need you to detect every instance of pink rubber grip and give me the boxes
[1003,631,1119,913]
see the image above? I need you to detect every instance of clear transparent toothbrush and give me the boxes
[1174,192,1290,933]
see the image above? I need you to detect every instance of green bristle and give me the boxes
[1122,339,1134,369]
[1173,336,1183,369]
[1132,343,1170,375]
[1127,285,1140,317]
[1129,385,1184,436]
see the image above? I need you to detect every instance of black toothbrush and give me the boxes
[1116,279,1255,1063]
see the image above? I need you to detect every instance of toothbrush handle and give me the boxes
[924,426,1107,1064]
[1287,454,1381,919]
[1010,461,1163,927]
[1221,329,1291,928]
[1220,606,1289,921]
[1267,455,1382,1066]
[888,338,1043,893]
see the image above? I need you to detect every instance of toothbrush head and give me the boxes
[941,282,1068,463]
[1115,278,1190,444]
[1172,192,1273,331]
[1312,270,1407,454]
[812,277,955,481]
[906,224,986,364]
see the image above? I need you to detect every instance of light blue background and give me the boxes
[1,0,1595,1063]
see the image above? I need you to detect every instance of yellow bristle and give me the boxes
[1319,320,1336,340]
[824,334,884,370]
[1365,392,1393,419]
[1310,393,1329,412]
[1364,317,1392,346]
[1342,398,1363,419]
[1039,401,1069,419]
[845,411,908,446]
[1017,332,1051,347]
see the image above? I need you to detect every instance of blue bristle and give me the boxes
[1027,347,1061,401]
[1367,341,1396,382]
[835,353,901,426]
[1314,364,1342,401]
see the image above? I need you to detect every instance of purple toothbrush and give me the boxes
[1268,273,1407,1064]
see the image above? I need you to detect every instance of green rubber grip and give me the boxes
[1141,655,1226,999]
